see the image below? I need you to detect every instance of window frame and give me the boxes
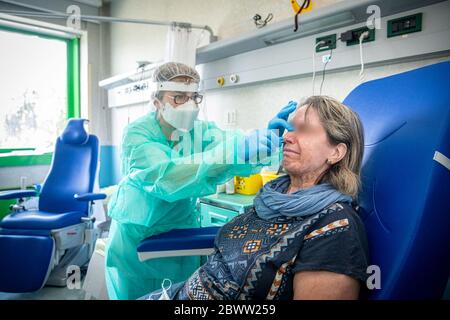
[0,24,80,167]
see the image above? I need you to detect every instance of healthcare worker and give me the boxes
[105,62,297,300]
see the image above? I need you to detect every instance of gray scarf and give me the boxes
[254,175,352,220]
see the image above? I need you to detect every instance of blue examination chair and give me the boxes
[0,119,106,293]
[137,61,450,299]
[342,61,450,299]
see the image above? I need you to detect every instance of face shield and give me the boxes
[152,80,205,132]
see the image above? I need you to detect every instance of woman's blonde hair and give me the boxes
[304,96,364,199]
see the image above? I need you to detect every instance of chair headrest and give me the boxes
[61,119,89,145]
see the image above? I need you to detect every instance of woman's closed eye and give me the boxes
[294,123,312,134]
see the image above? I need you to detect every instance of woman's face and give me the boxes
[282,105,342,181]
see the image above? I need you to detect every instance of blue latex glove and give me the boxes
[267,101,298,136]
[238,129,280,162]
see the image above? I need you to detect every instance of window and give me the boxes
[0,25,80,165]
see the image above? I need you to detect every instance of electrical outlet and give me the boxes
[388,13,422,38]
[226,110,237,126]
[343,27,375,46]
[20,176,27,190]
[315,34,337,52]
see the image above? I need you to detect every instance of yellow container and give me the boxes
[234,174,263,195]
[260,171,280,185]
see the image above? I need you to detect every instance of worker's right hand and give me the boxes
[267,101,298,137]
[237,129,280,162]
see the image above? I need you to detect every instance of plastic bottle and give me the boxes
[225,178,235,194]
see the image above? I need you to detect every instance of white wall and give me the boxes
[109,0,343,74]
[107,0,450,145]
[204,56,450,131]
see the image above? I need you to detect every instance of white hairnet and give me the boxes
[152,62,200,83]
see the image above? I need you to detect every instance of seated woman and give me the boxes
[146,95,369,300]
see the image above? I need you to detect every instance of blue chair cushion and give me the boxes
[138,227,220,252]
[0,210,86,230]
[0,234,54,292]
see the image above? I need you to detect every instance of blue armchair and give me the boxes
[0,119,106,293]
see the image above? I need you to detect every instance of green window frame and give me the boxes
[0,25,80,167]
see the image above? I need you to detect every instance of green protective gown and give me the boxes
[105,112,274,300]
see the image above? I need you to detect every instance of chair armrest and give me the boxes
[0,190,38,200]
[74,193,107,202]
[33,184,42,193]
[137,227,220,261]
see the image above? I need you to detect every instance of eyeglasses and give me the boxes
[166,93,203,105]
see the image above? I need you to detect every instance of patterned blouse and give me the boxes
[148,202,369,300]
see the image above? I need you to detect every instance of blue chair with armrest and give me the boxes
[137,61,450,299]
[342,61,450,299]
[0,119,106,293]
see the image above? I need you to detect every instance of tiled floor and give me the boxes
[0,285,87,300]
[0,273,89,300]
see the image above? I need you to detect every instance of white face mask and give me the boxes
[159,99,199,132]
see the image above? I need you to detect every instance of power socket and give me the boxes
[341,27,375,46]
[315,34,337,52]
[388,13,422,37]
